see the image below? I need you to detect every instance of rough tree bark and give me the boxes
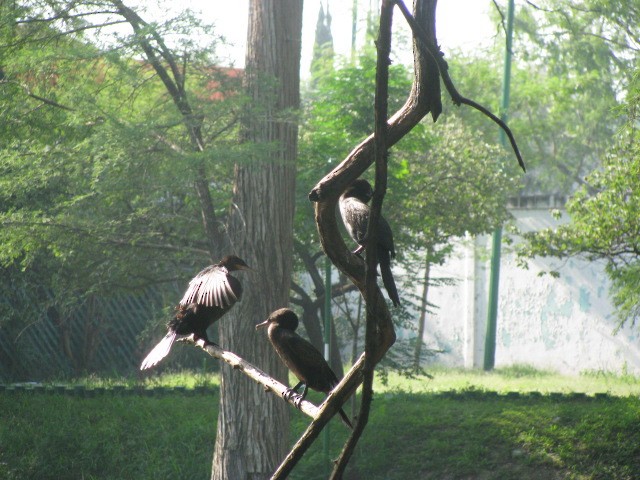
[211,2,303,479]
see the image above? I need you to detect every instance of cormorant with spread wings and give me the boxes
[140,255,250,370]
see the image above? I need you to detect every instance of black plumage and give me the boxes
[339,178,400,306]
[256,308,353,429]
[140,255,250,370]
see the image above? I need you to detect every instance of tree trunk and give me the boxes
[413,248,431,369]
[211,1,303,479]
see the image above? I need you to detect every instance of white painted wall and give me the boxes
[416,206,640,375]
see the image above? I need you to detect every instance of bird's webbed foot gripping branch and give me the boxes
[144,257,356,434]
[177,336,323,418]
[140,256,325,417]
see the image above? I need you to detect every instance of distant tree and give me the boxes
[446,0,639,196]
[491,0,640,327]
[518,73,640,327]
[0,1,241,302]
[310,2,334,80]
[2,0,305,475]
[392,121,520,367]
[0,0,248,364]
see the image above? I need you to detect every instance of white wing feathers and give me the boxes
[179,267,238,308]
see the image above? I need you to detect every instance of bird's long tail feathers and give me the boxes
[339,407,354,429]
[378,248,400,307]
[140,331,177,370]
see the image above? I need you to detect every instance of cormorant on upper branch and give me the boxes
[339,179,400,306]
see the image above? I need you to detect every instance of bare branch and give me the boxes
[178,336,321,419]
[107,0,222,257]
[205,114,239,143]
[25,91,76,111]
[271,354,365,479]
[1,219,209,256]
[1,77,74,111]
[4,19,129,50]
[296,13,441,472]
[291,0,525,476]
[174,340,361,480]
[394,0,526,172]
[16,10,121,24]
[289,280,311,306]
[491,0,508,34]
[331,1,394,476]
[294,240,325,294]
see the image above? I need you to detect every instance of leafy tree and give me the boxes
[494,0,640,327]
[442,0,639,197]
[518,73,640,326]
[3,0,304,475]
[390,120,520,366]
[0,1,243,371]
[508,0,637,194]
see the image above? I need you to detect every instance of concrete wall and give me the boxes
[418,207,640,375]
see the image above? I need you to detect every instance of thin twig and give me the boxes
[331,1,393,476]
[394,0,526,172]
[4,79,76,111]
[491,0,507,33]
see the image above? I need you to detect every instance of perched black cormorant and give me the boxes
[339,178,400,306]
[256,308,353,429]
[140,255,251,370]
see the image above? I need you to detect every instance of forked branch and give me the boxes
[331,1,395,476]
[282,0,527,477]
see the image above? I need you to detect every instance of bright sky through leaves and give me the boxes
[182,0,496,76]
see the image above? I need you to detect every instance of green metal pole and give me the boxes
[484,0,514,371]
[323,255,332,471]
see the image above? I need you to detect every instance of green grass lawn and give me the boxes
[1,367,639,479]
[375,364,640,396]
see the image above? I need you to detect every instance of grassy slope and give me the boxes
[1,368,639,480]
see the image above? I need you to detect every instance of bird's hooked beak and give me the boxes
[255,319,270,330]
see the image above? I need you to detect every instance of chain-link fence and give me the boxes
[0,286,215,382]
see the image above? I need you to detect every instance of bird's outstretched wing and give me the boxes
[179,265,239,308]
